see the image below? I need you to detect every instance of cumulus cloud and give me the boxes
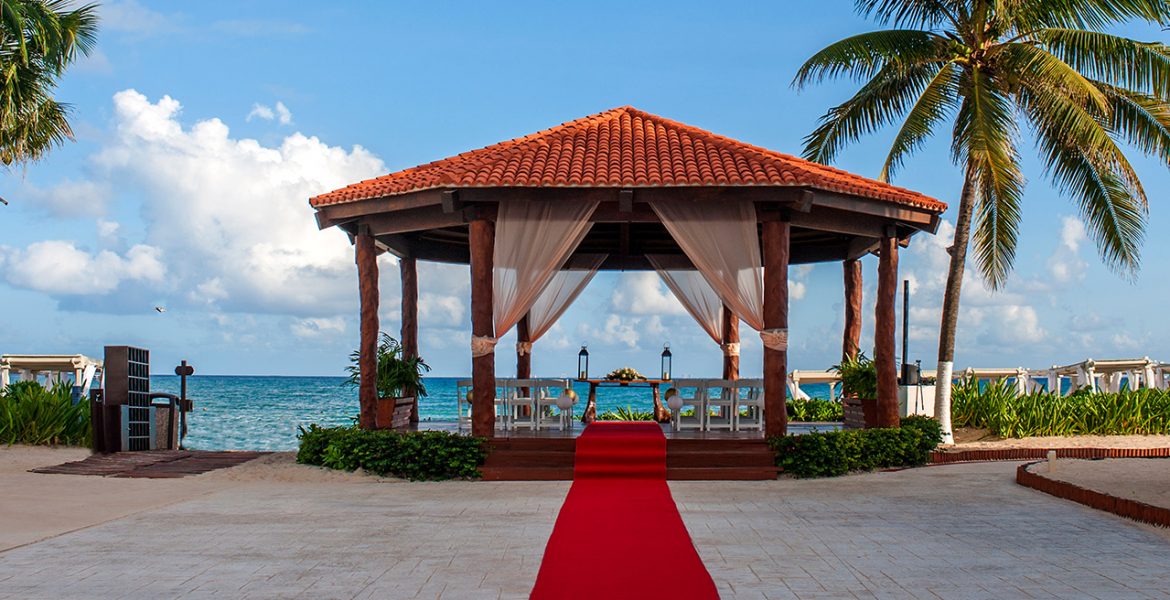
[1048,216,1087,283]
[101,0,178,34]
[578,314,664,349]
[247,101,292,125]
[610,272,685,316]
[1,241,165,295]
[291,316,346,338]
[25,179,110,217]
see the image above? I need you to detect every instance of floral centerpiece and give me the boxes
[605,367,646,383]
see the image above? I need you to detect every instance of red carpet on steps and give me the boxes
[530,422,719,599]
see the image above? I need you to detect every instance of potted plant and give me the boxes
[832,353,878,429]
[346,333,430,429]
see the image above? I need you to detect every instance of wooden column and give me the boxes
[355,227,379,430]
[721,305,739,380]
[875,233,900,428]
[763,220,790,438]
[469,218,496,437]
[516,314,531,381]
[400,256,420,423]
[842,258,863,361]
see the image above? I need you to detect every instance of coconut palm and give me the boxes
[0,0,98,168]
[795,0,1170,442]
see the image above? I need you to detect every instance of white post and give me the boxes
[935,361,954,445]
[0,364,8,388]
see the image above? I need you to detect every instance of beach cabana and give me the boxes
[311,107,946,438]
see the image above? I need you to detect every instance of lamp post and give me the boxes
[661,343,672,381]
[577,345,589,380]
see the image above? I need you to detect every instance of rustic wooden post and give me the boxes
[400,256,420,424]
[721,305,739,380]
[843,258,863,361]
[763,219,790,438]
[875,232,900,428]
[517,314,532,381]
[469,218,496,437]
[355,227,379,430]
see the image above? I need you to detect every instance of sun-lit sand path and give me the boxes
[2,449,1169,599]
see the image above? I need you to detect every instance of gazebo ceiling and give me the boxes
[311,106,947,270]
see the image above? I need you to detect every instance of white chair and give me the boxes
[704,379,737,431]
[504,379,537,430]
[666,379,707,431]
[533,379,573,431]
[733,378,765,431]
[456,379,474,429]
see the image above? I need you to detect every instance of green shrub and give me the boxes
[951,378,1170,437]
[0,381,90,446]
[832,353,877,399]
[768,417,942,478]
[597,406,655,421]
[296,425,486,480]
[787,398,843,422]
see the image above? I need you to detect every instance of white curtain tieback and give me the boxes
[760,328,788,351]
[516,341,534,356]
[471,335,498,358]
[720,342,740,357]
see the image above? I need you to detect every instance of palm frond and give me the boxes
[1095,82,1170,162]
[793,29,950,88]
[880,61,962,181]
[1035,29,1170,99]
[854,0,964,28]
[1024,0,1170,30]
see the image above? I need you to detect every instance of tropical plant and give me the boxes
[0,0,99,169]
[769,416,943,478]
[597,406,655,421]
[297,425,486,481]
[795,0,1170,443]
[832,353,878,399]
[0,380,90,445]
[604,367,646,382]
[787,397,845,422]
[345,332,430,399]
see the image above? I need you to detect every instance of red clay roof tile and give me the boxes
[310,106,945,212]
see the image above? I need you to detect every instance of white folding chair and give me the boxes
[456,379,474,430]
[666,379,707,432]
[733,378,765,431]
[533,379,573,431]
[704,379,736,431]
[505,379,537,430]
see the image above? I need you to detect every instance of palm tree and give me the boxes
[795,0,1170,443]
[0,0,98,168]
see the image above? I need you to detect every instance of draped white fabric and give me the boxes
[491,198,599,343]
[647,254,725,344]
[650,199,765,331]
[527,254,606,342]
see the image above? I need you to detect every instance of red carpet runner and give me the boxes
[530,422,719,599]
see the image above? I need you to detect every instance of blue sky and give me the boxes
[1,0,1168,377]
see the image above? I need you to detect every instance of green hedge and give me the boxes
[1,381,90,446]
[768,416,942,478]
[952,379,1170,437]
[787,398,843,422]
[296,425,486,481]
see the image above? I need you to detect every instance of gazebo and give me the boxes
[311,107,945,439]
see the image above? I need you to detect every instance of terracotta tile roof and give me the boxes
[310,106,945,212]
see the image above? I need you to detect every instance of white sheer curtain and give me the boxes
[527,255,606,343]
[646,254,724,344]
[650,199,764,330]
[478,198,598,357]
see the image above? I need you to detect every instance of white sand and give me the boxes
[949,428,1170,450]
[1037,458,1170,511]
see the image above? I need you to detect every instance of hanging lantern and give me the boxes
[578,345,589,380]
[661,343,672,381]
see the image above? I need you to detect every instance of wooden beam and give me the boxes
[875,234,900,428]
[846,237,880,260]
[763,220,790,437]
[787,207,892,238]
[469,218,496,438]
[376,234,413,259]
[722,305,739,380]
[401,256,419,424]
[812,191,936,227]
[441,190,461,213]
[317,189,444,227]
[843,258,862,361]
[355,228,379,430]
[364,207,469,236]
[618,189,634,212]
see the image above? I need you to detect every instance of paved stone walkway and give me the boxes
[1,462,1168,599]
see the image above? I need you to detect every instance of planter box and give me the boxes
[843,396,880,430]
[376,396,415,430]
[898,384,936,417]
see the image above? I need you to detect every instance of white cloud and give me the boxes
[610,272,685,316]
[25,179,110,217]
[1048,216,1087,283]
[247,101,292,125]
[291,316,346,339]
[96,219,121,246]
[101,0,177,34]
[1,241,165,295]
[578,314,664,349]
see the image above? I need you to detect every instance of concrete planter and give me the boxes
[898,384,936,417]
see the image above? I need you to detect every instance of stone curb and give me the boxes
[930,447,1170,464]
[1015,460,1170,528]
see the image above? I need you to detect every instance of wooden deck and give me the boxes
[30,450,268,478]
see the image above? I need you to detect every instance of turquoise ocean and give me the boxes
[149,375,838,451]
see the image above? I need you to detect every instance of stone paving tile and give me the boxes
[2,462,1170,599]
[669,462,1170,599]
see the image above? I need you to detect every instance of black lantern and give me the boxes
[661,343,672,381]
[577,345,589,380]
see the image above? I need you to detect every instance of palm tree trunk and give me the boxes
[934,163,978,445]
